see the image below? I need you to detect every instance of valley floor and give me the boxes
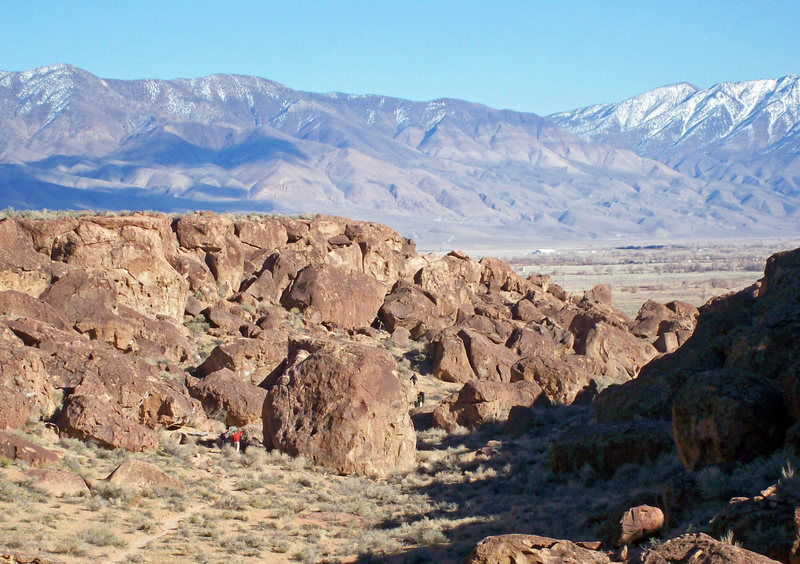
[2,368,796,563]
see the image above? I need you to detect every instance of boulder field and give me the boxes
[1,210,799,561]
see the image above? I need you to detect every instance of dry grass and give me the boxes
[2,399,799,563]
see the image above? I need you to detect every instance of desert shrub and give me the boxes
[79,525,128,548]
[186,315,211,337]
[51,537,89,556]
[129,511,158,533]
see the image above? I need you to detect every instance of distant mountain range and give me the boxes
[1,64,798,248]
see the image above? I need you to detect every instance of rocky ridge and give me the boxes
[1,210,799,561]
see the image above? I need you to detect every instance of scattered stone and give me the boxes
[464,534,612,564]
[615,504,665,546]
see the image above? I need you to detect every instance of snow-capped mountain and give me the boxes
[1,64,799,247]
[550,76,800,198]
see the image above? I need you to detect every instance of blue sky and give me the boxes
[3,0,798,115]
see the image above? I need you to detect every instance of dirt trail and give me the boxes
[106,472,237,563]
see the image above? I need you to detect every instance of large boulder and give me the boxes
[378,280,443,337]
[104,459,185,491]
[432,329,474,383]
[432,379,546,431]
[40,269,194,362]
[56,393,159,452]
[0,290,70,330]
[414,252,481,318]
[464,534,612,564]
[709,475,800,563]
[579,321,658,386]
[511,354,599,405]
[43,215,189,320]
[24,468,89,497]
[196,333,288,385]
[0,431,61,466]
[0,218,66,296]
[281,263,387,330]
[671,369,789,471]
[639,532,780,563]
[263,339,415,478]
[551,420,674,479]
[188,369,267,427]
[0,331,57,421]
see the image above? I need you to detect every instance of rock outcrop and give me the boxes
[263,339,415,478]
[432,380,546,431]
[639,532,780,563]
[464,534,613,564]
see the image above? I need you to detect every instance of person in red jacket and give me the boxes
[230,427,243,452]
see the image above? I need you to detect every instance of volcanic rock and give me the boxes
[57,393,159,452]
[188,368,267,427]
[432,379,546,431]
[25,468,89,497]
[104,459,185,491]
[709,475,800,562]
[671,369,788,470]
[281,263,387,330]
[263,339,415,477]
[511,354,599,405]
[0,290,70,331]
[378,280,442,337]
[614,504,665,547]
[0,385,30,429]
[639,532,779,563]
[551,420,674,478]
[0,432,61,466]
[464,534,612,564]
[196,333,288,385]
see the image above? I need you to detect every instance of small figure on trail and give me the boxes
[230,427,243,452]
[416,391,425,406]
[410,373,418,387]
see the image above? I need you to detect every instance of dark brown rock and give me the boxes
[263,339,415,477]
[432,379,546,431]
[0,290,70,330]
[511,354,599,405]
[282,263,387,330]
[640,532,779,563]
[708,474,800,562]
[197,333,288,385]
[188,368,267,427]
[615,504,665,547]
[672,369,788,471]
[0,431,61,466]
[378,280,442,337]
[551,420,674,478]
[56,393,159,452]
[0,385,31,429]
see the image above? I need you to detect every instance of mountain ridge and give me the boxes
[1,64,799,247]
